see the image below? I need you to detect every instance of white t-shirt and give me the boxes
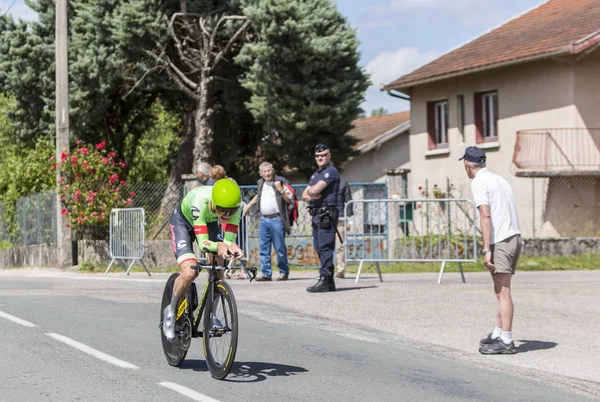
[471,168,521,244]
[259,181,292,216]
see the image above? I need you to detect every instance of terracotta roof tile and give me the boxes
[385,0,600,90]
[347,111,410,149]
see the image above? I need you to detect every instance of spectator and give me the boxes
[460,146,522,355]
[243,162,293,281]
[303,143,340,293]
[335,176,353,279]
[210,165,227,183]
[196,162,214,185]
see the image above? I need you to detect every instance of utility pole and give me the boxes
[55,0,72,268]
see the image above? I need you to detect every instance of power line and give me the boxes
[1,0,17,18]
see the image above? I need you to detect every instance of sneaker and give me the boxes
[276,274,289,281]
[255,274,272,282]
[162,305,175,340]
[479,333,499,346]
[479,338,516,355]
[334,272,345,279]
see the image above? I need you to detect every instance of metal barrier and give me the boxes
[344,198,478,284]
[239,182,387,267]
[105,208,150,276]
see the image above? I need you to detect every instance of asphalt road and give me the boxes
[0,270,598,402]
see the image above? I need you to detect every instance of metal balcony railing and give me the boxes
[512,128,600,176]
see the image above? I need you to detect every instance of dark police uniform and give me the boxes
[308,162,340,280]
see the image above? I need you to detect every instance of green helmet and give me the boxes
[212,179,242,209]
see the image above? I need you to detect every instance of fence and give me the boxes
[239,182,387,267]
[105,208,150,276]
[0,191,57,245]
[345,198,478,284]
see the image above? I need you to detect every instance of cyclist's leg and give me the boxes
[164,210,197,339]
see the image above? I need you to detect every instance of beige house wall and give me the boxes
[406,55,600,238]
[341,132,410,183]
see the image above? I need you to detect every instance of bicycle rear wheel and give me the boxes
[203,280,238,380]
[160,273,188,367]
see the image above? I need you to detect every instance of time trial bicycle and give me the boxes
[159,250,257,380]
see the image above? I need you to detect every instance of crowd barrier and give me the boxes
[105,208,150,276]
[344,198,478,284]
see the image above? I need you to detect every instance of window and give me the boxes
[475,91,498,142]
[457,95,465,142]
[426,100,449,149]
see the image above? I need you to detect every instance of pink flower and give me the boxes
[96,141,106,150]
[50,155,55,160]
[100,213,105,219]
[66,223,71,228]
[77,217,83,224]
[76,139,83,145]
[50,164,56,169]
[120,180,126,186]
[127,198,133,205]
[418,186,422,190]
[119,161,126,168]
[85,167,92,173]
[71,156,78,163]
[61,152,68,161]
[129,191,136,198]
[80,147,88,156]
[100,205,105,211]
[108,174,119,182]
[75,173,80,178]
[61,208,68,215]
[102,157,109,165]
[82,161,89,167]
[57,177,65,184]
[108,152,116,157]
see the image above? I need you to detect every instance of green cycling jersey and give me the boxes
[180,186,241,253]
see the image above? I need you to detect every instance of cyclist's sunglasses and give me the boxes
[215,206,239,216]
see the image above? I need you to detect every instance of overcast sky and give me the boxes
[1,0,545,114]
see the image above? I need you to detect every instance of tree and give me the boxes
[236,0,370,177]
[371,107,388,117]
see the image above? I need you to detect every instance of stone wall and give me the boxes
[0,237,598,269]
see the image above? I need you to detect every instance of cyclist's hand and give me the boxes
[227,243,243,260]
[216,242,229,259]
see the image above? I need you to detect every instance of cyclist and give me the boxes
[163,178,244,340]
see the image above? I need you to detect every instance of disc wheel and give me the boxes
[160,273,189,367]
[203,280,238,380]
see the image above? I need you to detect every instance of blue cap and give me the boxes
[459,146,486,163]
[315,143,329,153]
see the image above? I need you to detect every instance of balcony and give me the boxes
[512,128,600,177]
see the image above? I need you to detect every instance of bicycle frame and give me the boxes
[177,256,256,338]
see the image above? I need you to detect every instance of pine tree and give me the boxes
[236,0,370,177]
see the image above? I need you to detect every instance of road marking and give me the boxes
[158,382,222,402]
[0,310,37,327]
[46,333,139,369]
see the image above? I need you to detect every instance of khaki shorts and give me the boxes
[491,234,522,275]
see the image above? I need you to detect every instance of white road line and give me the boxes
[158,382,222,402]
[46,333,139,369]
[0,310,37,327]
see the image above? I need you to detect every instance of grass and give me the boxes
[76,253,600,274]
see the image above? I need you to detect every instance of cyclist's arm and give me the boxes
[192,204,220,253]
[222,208,241,246]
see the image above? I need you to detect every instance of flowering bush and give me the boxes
[418,183,455,199]
[53,140,134,239]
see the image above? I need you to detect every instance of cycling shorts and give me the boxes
[169,206,221,264]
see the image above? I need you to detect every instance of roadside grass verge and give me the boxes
[77,253,600,274]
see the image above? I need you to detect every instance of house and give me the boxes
[382,0,600,238]
[342,111,411,183]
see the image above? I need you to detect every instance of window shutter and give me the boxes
[426,102,435,149]
[474,93,483,143]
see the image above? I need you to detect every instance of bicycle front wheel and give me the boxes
[203,280,238,380]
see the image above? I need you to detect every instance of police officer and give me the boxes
[303,143,340,293]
